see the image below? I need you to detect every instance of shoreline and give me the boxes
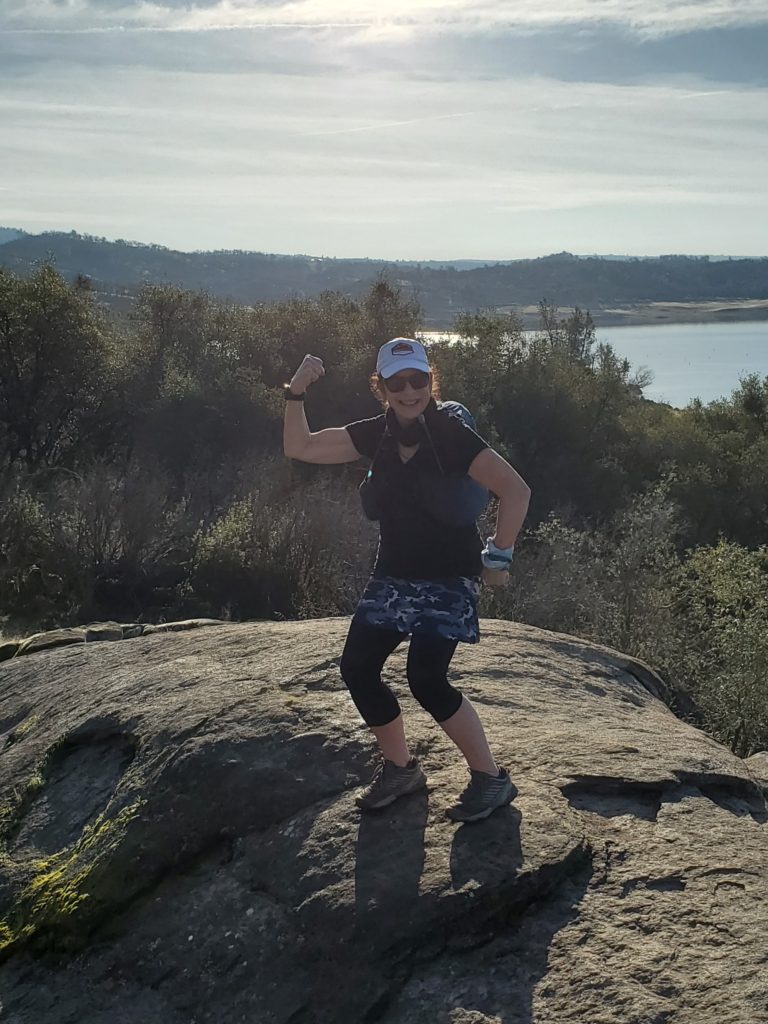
[426,299,768,331]
[573,300,768,329]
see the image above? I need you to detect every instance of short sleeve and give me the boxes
[437,410,489,475]
[344,414,386,460]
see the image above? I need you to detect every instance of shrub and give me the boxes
[480,483,682,654]
[0,484,60,623]
[668,541,768,756]
[189,464,375,620]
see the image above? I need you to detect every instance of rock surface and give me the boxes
[0,617,766,1024]
[0,619,224,662]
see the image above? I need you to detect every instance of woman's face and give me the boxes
[383,369,432,422]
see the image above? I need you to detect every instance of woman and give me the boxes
[283,338,531,822]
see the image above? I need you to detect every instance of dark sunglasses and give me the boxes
[383,371,430,393]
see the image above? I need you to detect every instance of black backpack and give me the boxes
[359,401,489,527]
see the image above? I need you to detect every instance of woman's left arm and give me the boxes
[467,448,531,549]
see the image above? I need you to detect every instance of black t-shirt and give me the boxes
[345,404,489,580]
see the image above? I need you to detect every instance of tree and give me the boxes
[0,263,116,471]
[537,300,597,366]
[361,276,421,352]
[126,285,275,485]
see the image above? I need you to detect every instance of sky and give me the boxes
[1,1,767,260]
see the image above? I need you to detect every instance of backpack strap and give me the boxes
[364,422,390,481]
[437,400,478,432]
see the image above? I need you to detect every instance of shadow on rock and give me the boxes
[449,800,523,894]
[380,849,594,1024]
[354,789,429,936]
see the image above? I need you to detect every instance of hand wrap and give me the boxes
[481,537,514,571]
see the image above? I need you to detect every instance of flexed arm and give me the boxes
[468,448,531,549]
[468,447,531,587]
[283,354,362,464]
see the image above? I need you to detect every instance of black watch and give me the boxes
[283,385,305,401]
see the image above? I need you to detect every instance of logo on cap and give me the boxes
[391,342,414,355]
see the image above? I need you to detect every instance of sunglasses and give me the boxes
[383,371,430,393]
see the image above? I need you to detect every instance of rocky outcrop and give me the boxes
[0,618,223,661]
[0,617,766,1024]
[745,750,768,794]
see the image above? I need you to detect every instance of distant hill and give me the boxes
[1,230,766,326]
[0,227,27,246]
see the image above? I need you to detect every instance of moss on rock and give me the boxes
[0,800,144,958]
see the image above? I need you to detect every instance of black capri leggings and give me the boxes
[339,618,463,727]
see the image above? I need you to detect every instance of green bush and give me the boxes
[668,541,768,756]
[0,485,60,624]
[481,496,768,754]
[480,482,682,652]
[189,467,374,620]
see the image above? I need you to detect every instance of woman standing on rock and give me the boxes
[283,338,530,821]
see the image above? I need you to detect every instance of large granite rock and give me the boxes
[0,619,224,662]
[0,618,765,1024]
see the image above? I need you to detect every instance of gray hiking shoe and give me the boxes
[446,767,515,822]
[355,757,427,811]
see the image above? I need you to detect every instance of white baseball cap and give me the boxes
[376,338,430,379]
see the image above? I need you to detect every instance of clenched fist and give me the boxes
[289,354,325,395]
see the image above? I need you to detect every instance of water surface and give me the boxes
[423,322,768,408]
[596,322,767,406]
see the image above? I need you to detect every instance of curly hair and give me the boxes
[368,366,442,407]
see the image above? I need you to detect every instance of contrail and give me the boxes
[301,111,475,137]
[673,90,728,100]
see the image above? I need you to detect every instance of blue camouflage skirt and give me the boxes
[351,575,480,643]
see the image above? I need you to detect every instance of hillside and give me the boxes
[0,228,27,246]
[1,230,767,326]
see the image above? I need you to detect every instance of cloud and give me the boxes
[2,1,766,259]
[2,20,765,90]
[300,111,475,137]
[2,1,765,90]
[4,67,766,258]
[0,22,348,77]
[399,25,768,88]
[3,0,768,37]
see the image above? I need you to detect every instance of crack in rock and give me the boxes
[620,875,687,897]
[560,771,768,824]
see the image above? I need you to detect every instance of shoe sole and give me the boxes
[356,774,427,811]
[445,787,515,823]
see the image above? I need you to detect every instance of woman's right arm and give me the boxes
[283,354,362,465]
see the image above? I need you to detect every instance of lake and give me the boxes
[423,322,768,408]
[596,322,767,407]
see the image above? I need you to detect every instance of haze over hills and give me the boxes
[0,228,27,246]
[1,228,766,327]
